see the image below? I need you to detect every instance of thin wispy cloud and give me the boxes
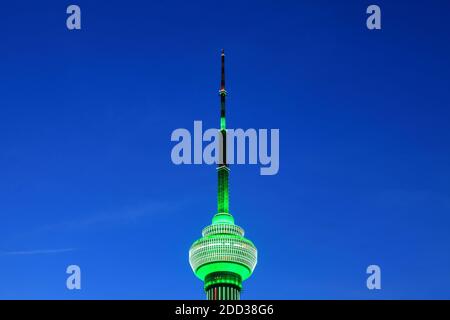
[31,199,187,234]
[1,248,76,256]
[6,199,189,243]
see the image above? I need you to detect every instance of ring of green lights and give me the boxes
[189,226,257,282]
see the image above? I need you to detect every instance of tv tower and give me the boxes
[189,50,258,300]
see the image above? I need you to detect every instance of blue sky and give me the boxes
[1,0,450,299]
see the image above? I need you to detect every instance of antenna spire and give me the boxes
[220,49,226,91]
[219,49,227,130]
[215,49,232,223]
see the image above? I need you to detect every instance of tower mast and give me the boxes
[215,49,232,224]
[220,49,226,130]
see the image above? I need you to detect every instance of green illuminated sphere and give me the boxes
[189,212,257,287]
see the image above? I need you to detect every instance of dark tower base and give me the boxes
[205,272,242,300]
